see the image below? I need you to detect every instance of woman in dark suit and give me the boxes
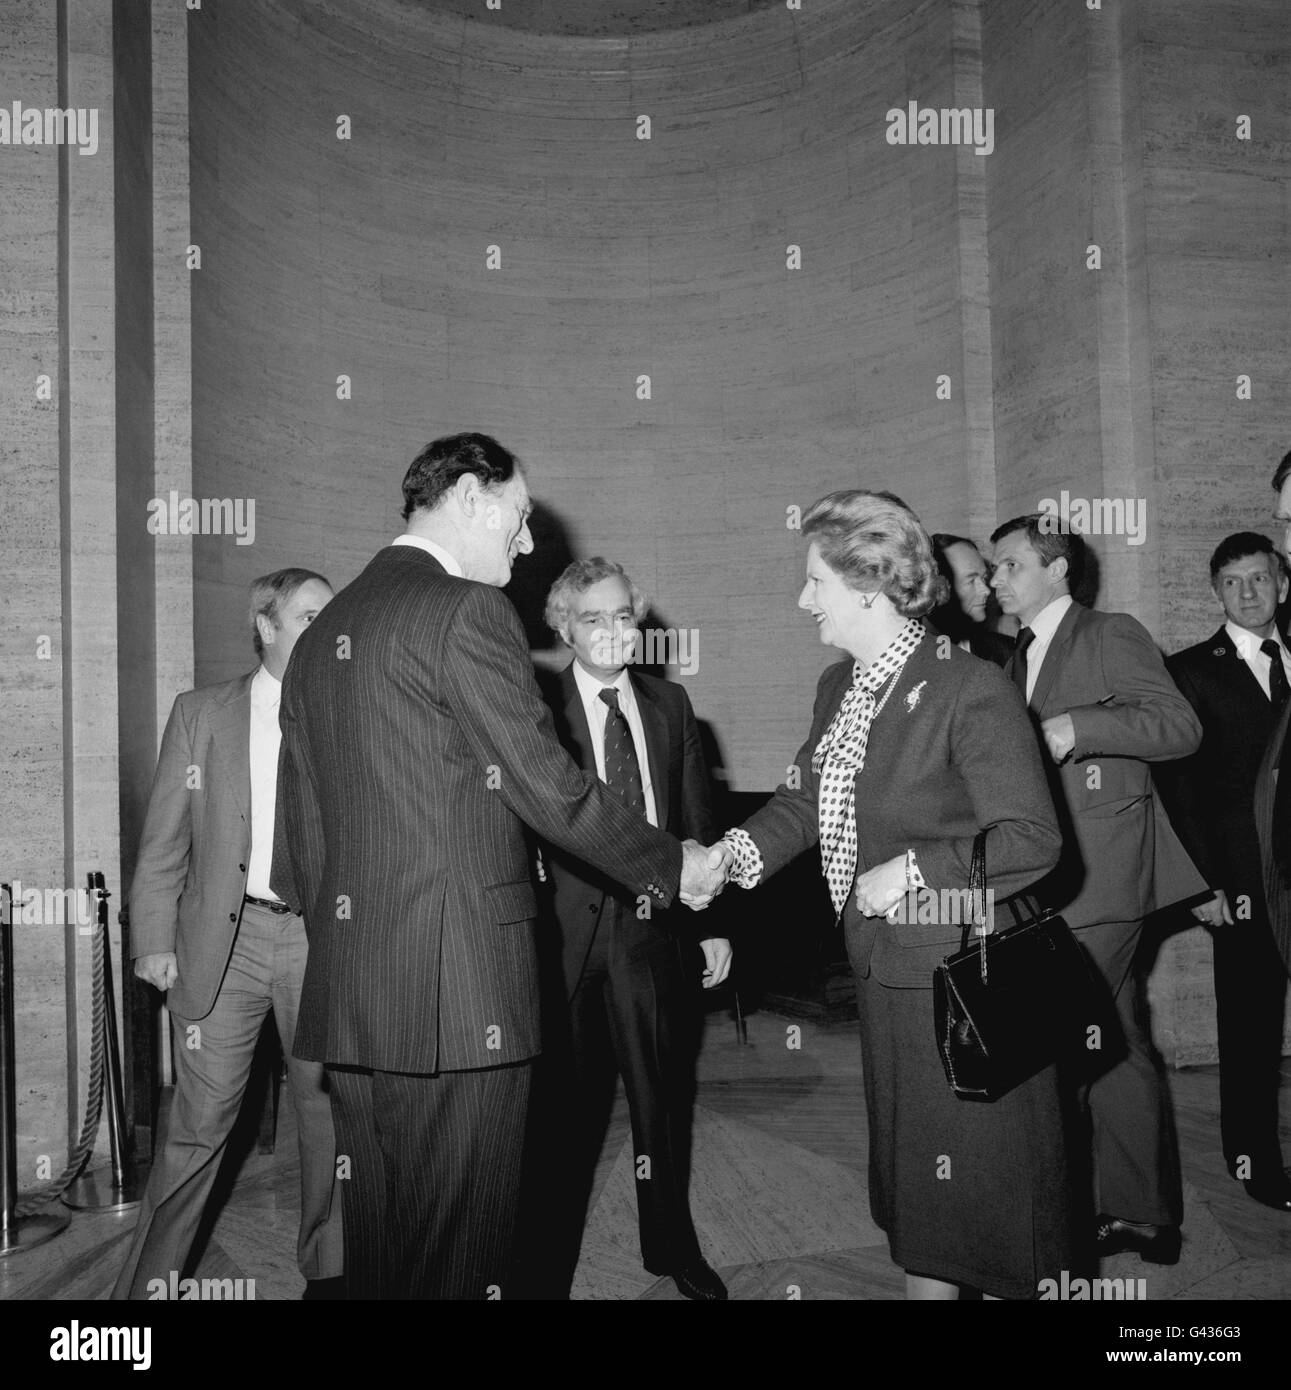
[717,490,1076,1299]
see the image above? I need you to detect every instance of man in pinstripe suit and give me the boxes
[273,433,726,1300]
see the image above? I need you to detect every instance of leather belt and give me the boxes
[243,894,294,915]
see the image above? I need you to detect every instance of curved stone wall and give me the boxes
[190,0,978,787]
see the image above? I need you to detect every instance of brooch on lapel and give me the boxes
[905,681,927,712]
[1213,647,1226,657]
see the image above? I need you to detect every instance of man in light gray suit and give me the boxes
[991,515,1205,1267]
[112,568,343,1300]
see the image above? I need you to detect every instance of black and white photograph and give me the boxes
[0,0,1287,1365]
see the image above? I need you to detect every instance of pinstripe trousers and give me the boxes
[329,1061,532,1300]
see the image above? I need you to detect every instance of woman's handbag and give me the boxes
[933,828,1102,1102]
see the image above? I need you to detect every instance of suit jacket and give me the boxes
[1005,603,1205,929]
[735,632,1063,987]
[272,545,683,1074]
[1156,627,1276,907]
[967,626,1015,668]
[926,619,1012,669]
[128,672,257,1022]
[1253,688,1291,972]
[537,663,716,997]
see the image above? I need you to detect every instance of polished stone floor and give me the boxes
[3,1009,1289,1302]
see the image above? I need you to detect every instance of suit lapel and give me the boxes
[1214,625,1278,709]
[559,663,597,773]
[1029,601,1082,715]
[866,633,935,756]
[209,672,254,822]
[563,664,668,826]
[631,672,670,831]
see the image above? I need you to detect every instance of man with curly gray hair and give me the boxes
[527,555,731,1301]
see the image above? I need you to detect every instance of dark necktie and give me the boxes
[599,687,645,815]
[1263,640,1288,715]
[1264,643,1291,881]
[1012,627,1035,702]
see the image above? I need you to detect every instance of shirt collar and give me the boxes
[252,665,281,704]
[571,658,632,710]
[852,618,924,692]
[1225,619,1285,661]
[1026,593,1075,645]
[392,533,464,578]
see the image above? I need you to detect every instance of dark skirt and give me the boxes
[853,961,1079,1299]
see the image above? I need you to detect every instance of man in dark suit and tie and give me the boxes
[273,433,727,1300]
[1157,533,1291,1212]
[990,514,1205,1264]
[1254,451,1291,982]
[113,568,343,1299]
[530,557,731,1301]
[930,533,1013,666]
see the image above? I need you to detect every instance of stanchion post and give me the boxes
[96,873,128,1186]
[61,872,147,1211]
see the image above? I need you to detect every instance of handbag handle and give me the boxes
[958,828,993,982]
[956,828,1048,980]
[1001,891,1044,929]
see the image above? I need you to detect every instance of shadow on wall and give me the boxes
[509,500,712,684]
[506,501,577,660]
[510,503,843,1020]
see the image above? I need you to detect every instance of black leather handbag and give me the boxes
[933,828,1100,1102]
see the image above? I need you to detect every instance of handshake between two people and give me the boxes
[680,838,734,911]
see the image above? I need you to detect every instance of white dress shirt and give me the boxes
[1019,593,1075,703]
[392,533,464,577]
[1224,619,1291,702]
[571,660,658,828]
[246,665,284,900]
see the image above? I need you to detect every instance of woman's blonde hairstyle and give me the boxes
[801,489,947,618]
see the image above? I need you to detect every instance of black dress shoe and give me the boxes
[302,1276,347,1301]
[672,1260,728,1301]
[1241,1174,1291,1212]
[1095,1215,1181,1265]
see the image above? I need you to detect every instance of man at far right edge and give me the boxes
[990,514,1206,1267]
[1158,532,1291,1214]
[1250,448,1291,1198]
